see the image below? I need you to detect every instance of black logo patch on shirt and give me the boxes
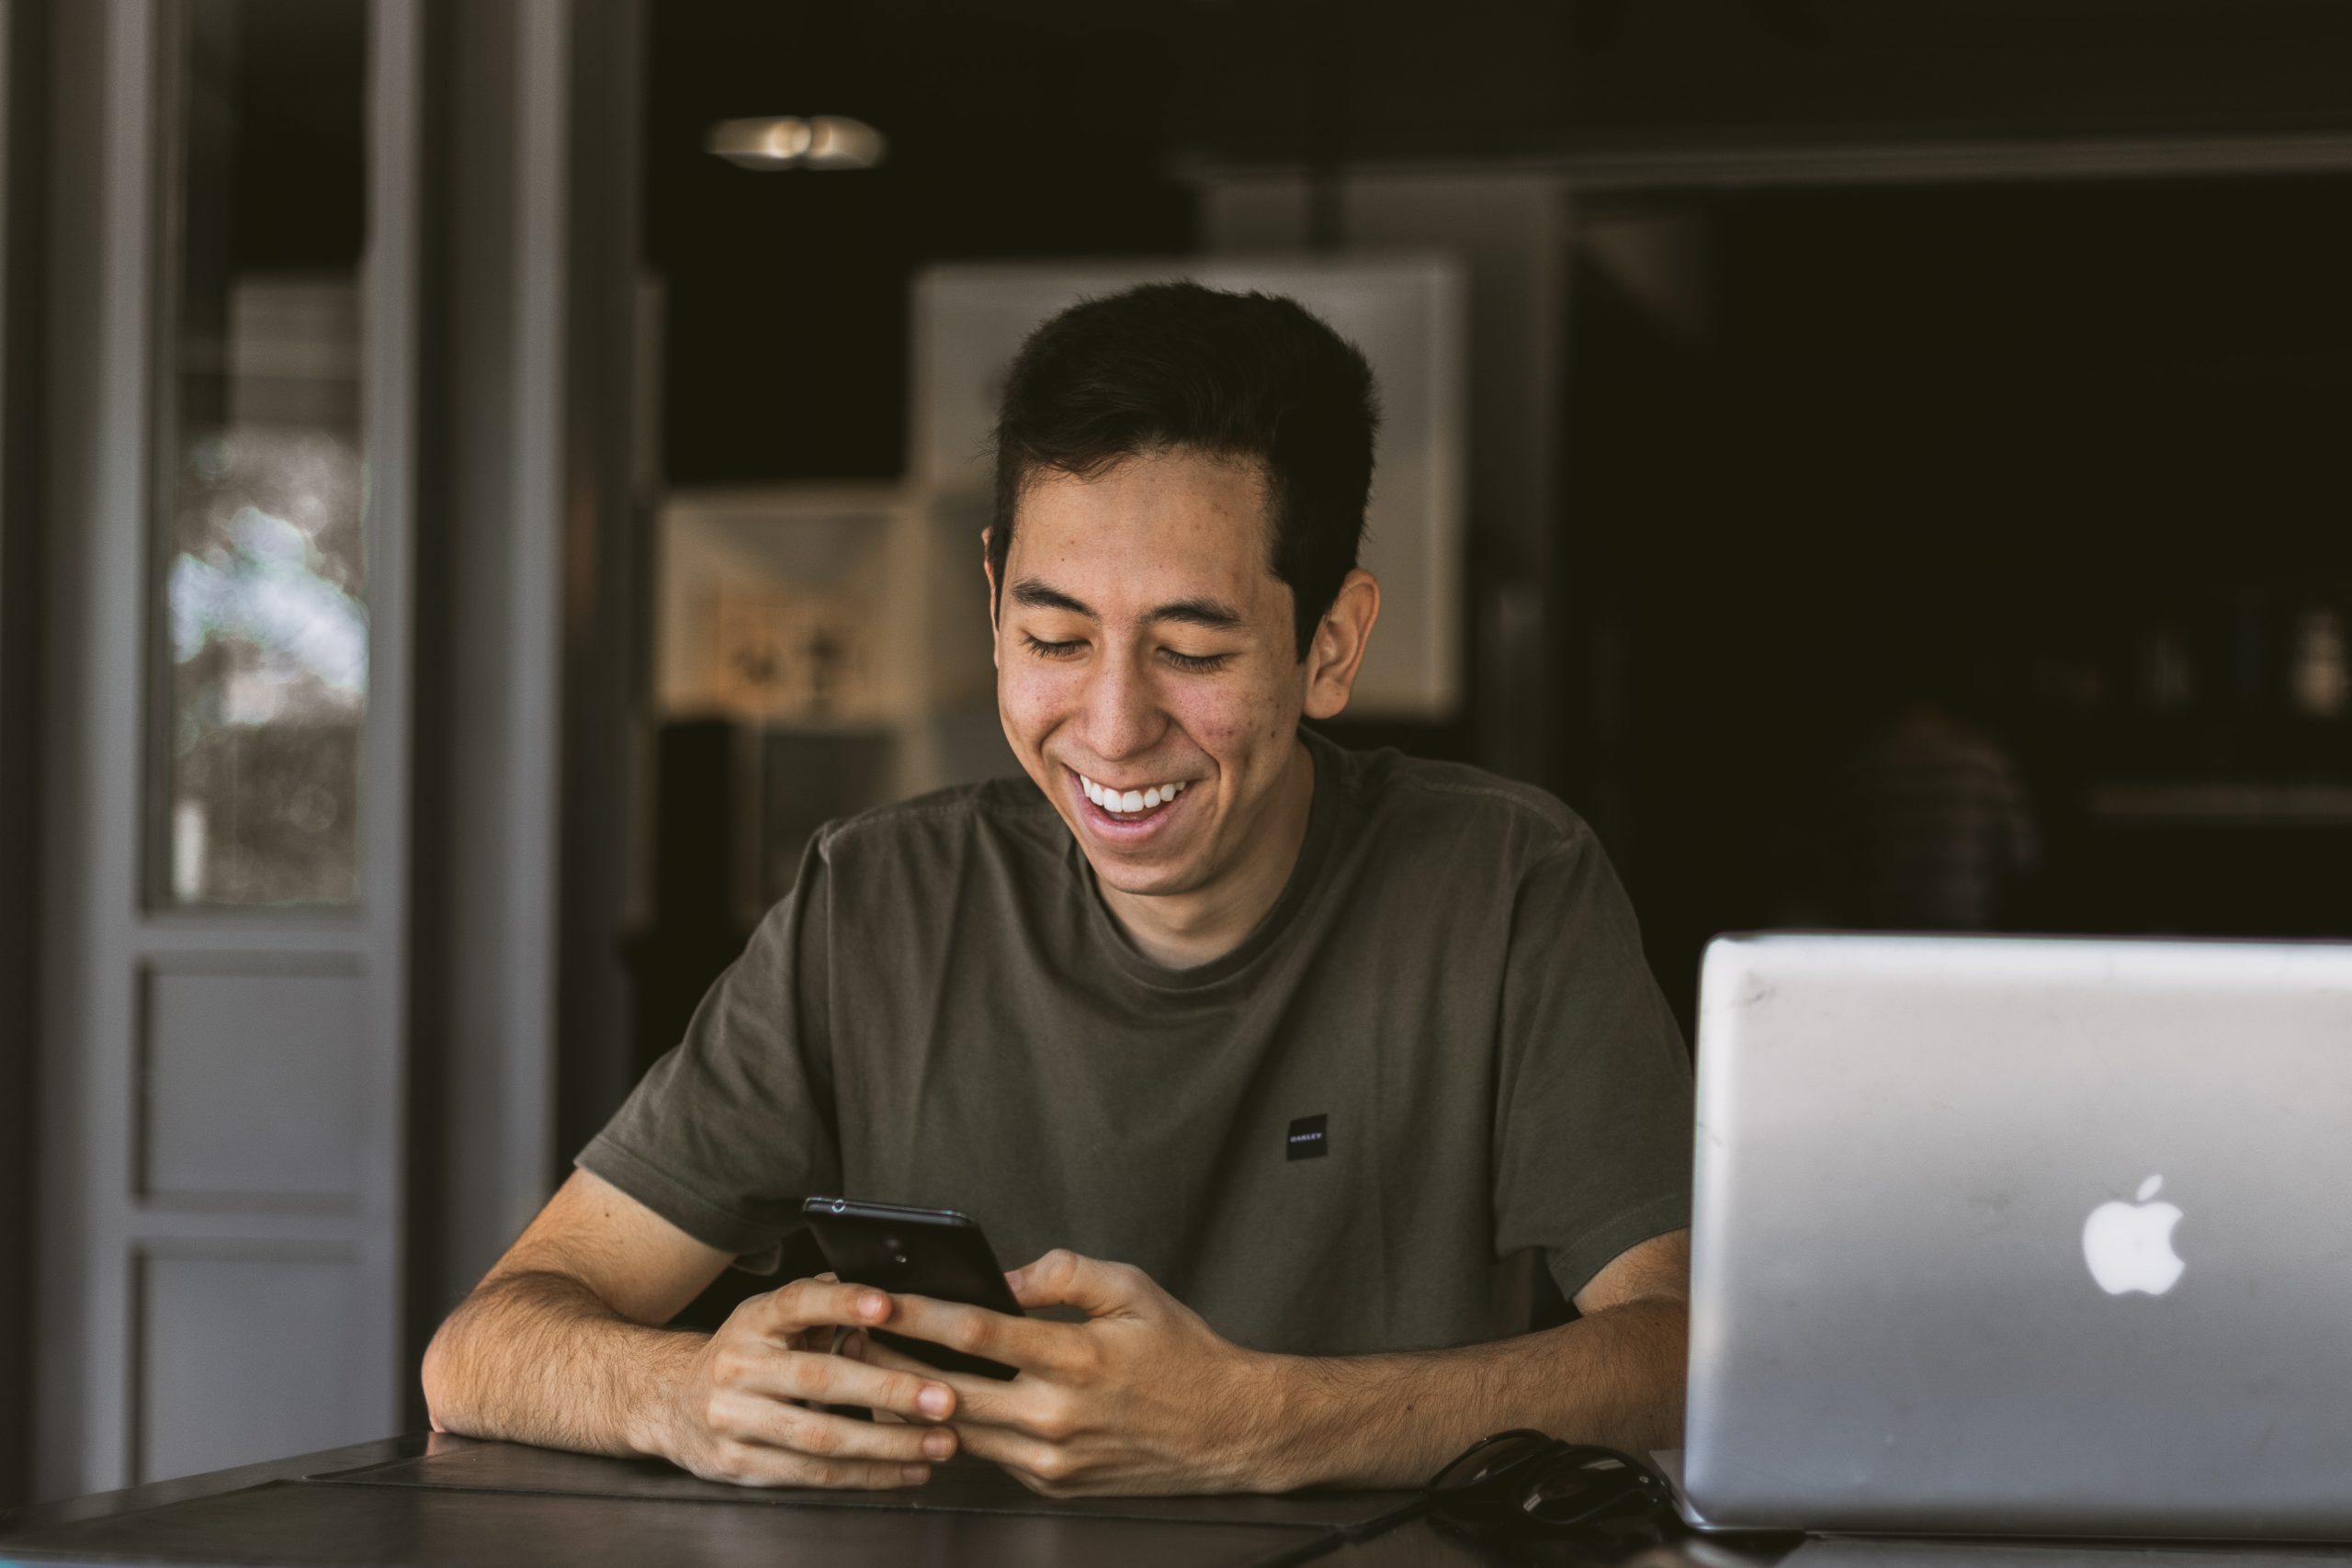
[1286,1114,1329,1161]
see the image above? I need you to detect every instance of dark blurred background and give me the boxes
[636,0,2352,1040]
[6,0,2349,1509]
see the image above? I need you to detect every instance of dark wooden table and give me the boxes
[0,1433,1736,1567]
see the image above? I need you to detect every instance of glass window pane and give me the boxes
[157,0,368,906]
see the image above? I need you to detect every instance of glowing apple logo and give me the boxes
[2082,1175,2186,1296]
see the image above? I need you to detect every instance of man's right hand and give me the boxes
[648,1279,963,1489]
[426,1173,962,1490]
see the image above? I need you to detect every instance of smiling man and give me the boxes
[423,282,1695,1496]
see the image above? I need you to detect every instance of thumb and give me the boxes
[1006,1248,1149,1317]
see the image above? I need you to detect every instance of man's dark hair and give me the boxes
[989,281,1380,660]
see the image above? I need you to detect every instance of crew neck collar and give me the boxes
[1071,726,1349,993]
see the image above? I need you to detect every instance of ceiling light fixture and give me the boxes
[707,116,887,172]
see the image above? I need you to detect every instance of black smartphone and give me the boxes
[799,1197,1024,1380]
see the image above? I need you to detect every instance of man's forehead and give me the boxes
[1007,450,1284,616]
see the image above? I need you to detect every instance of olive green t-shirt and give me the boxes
[580,728,1693,1357]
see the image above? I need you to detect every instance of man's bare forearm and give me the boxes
[1256,1295,1689,1490]
[421,1269,703,1459]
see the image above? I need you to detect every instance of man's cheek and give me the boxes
[996,688,1046,754]
[1169,700,1261,764]
[1179,683,1282,745]
[1001,677,1082,753]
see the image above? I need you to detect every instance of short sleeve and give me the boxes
[1491,832,1694,1302]
[576,838,841,1269]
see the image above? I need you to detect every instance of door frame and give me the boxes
[0,0,49,1515]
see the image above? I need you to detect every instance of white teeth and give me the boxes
[1079,774,1189,814]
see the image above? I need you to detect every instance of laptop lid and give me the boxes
[1683,933,2352,1540]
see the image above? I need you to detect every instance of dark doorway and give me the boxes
[1565,175,2352,1029]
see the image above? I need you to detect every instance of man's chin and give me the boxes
[1077,842,1206,901]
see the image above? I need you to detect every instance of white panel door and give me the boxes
[35,0,421,1497]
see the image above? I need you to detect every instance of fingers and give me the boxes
[707,1338,956,1424]
[783,1276,848,1354]
[839,1331,934,1377]
[840,1337,1072,1442]
[1005,1248,1149,1317]
[883,1292,1075,1373]
[843,1335,1037,1429]
[951,1422,1087,1495]
[786,1324,842,1356]
[680,1431,940,1492]
[706,1387,959,1469]
[680,1298,972,1491]
[747,1277,896,1341]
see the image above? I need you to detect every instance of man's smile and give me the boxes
[1067,765,1195,840]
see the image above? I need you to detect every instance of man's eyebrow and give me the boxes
[1146,596,1245,632]
[1010,579,1095,617]
[1009,580,1246,633]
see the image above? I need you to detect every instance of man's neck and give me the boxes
[1099,737,1317,970]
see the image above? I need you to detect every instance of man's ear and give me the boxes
[1301,569,1380,721]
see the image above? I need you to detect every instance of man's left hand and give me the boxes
[847,1249,1287,1496]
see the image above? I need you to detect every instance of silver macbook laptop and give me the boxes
[1681,932,2352,1541]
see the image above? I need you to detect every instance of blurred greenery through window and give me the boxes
[158,0,368,906]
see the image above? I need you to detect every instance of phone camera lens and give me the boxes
[831,1200,845,1213]
[893,1253,910,1266]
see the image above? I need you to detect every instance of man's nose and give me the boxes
[1079,650,1163,761]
